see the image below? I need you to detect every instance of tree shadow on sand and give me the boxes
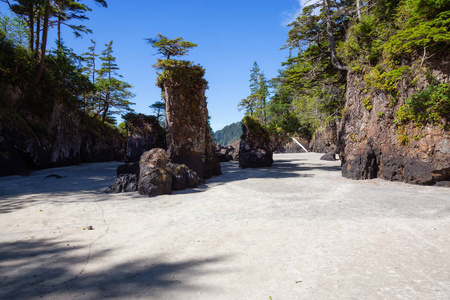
[0,238,229,299]
[0,155,342,210]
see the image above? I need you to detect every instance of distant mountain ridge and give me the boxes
[214,122,242,146]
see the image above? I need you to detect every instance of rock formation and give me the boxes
[0,102,124,177]
[138,149,172,196]
[157,62,221,178]
[309,121,339,153]
[339,62,450,185]
[123,113,166,163]
[239,116,273,168]
[271,136,310,153]
[215,143,235,162]
[106,148,201,196]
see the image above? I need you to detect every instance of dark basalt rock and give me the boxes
[105,174,138,193]
[106,149,202,196]
[105,162,140,193]
[166,162,200,190]
[124,113,166,163]
[216,143,234,162]
[320,153,337,161]
[138,149,172,196]
[310,121,339,153]
[0,102,124,177]
[239,116,273,169]
[158,64,221,179]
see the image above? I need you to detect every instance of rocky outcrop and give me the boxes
[124,113,166,163]
[339,69,450,185]
[271,136,310,153]
[167,162,201,191]
[104,162,139,193]
[138,149,172,196]
[0,102,124,177]
[310,121,339,153]
[157,64,221,179]
[215,143,235,162]
[106,149,201,196]
[320,153,337,161]
[239,116,273,168]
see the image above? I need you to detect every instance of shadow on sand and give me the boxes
[0,155,342,212]
[0,238,229,299]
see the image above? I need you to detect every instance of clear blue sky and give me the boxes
[1,0,303,131]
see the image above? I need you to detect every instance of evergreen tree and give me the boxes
[238,61,269,124]
[149,100,165,125]
[146,33,197,60]
[0,13,28,47]
[95,40,134,123]
[81,39,98,112]
[81,39,98,83]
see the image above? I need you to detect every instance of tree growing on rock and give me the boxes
[146,33,197,60]
[147,34,221,178]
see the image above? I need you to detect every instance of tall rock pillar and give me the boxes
[157,62,221,179]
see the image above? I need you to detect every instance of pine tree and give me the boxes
[95,40,134,123]
[98,40,119,80]
[150,100,165,125]
[238,61,269,124]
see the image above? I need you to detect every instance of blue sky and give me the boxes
[1,0,303,131]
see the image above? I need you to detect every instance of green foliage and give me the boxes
[241,115,270,143]
[238,61,269,123]
[214,122,242,145]
[362,96,372,111]
[147,33,197,60]
[339,0,450,101]
[395,83,450,127]
[149,100,165,125]
[118,121,127,137]
[156,59,206,92]
[0,12,28,47]
[270,0,350,138]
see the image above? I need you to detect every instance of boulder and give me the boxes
[166,162,200,190]
[228,140,240,161]
[105,174,138,193]
[239,116,273,168]
[124,114,166,163]
[105,162,139,193]
[106,149,203,196]
[138,149,172,196]
[157,63,221,178]
[320,153,337,161]
[215,143,234,162]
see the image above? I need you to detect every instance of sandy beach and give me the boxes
[1,153,449,299]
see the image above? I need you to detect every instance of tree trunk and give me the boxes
[102,92,110,122]
[57,14,61,46]
[33,0,50,86]
[28,8,34,52]
[323,0,347,71]
[356,0,361,20]
[35,10,41,58]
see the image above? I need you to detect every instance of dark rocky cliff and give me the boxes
[0,102,124,177]
[338,58,450,185]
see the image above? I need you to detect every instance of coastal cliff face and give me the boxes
[309,121,339,154]
[0,102,124,177]
[338,62,450,185]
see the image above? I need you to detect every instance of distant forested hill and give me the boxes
[215,122,242,145]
